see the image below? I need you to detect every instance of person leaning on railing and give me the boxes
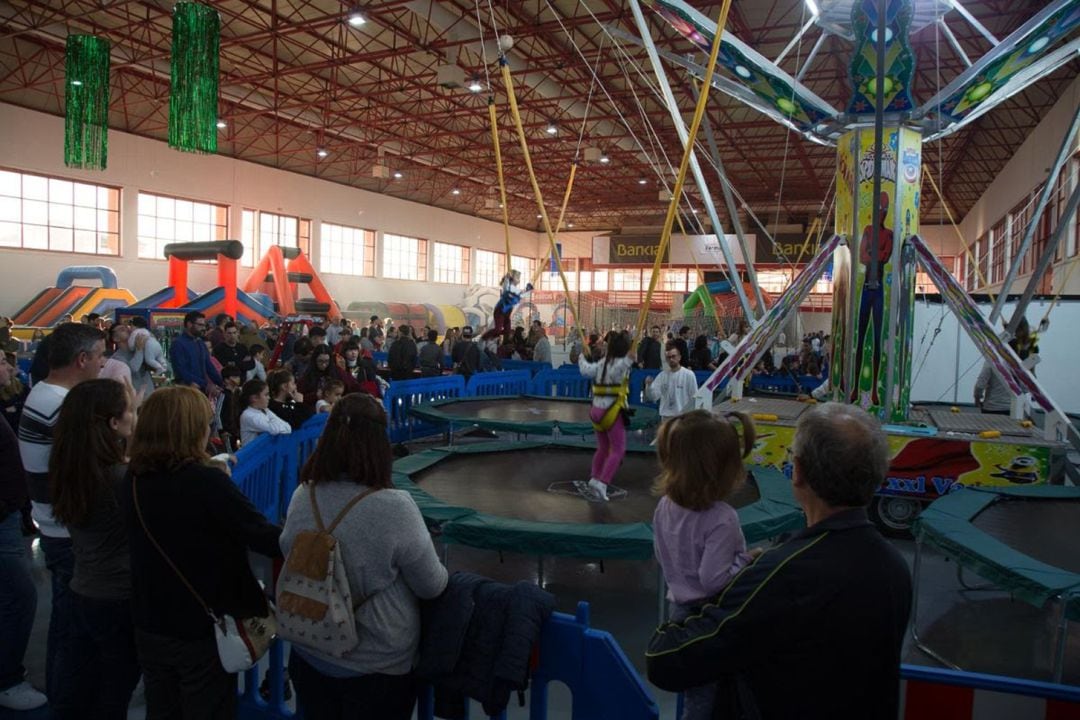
[280,393,447,720]
[121,386,282,720]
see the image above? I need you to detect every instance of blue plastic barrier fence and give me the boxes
[383,375,467,442]
[372,350,388,366]
[628,369,660,408]
[499,360,553,376]
[466,370,533,396]
[531,369,592,399]
[237,601,659,720]
[231,433,283,521]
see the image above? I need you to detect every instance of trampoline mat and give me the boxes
[434,398,592,424]
[411,446,761,525]
[972,498,1080,575]
[928,410,1035,437]
[713,397,808,421]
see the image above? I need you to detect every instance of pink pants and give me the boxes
[481,308,512,342]
[589,405,626,485]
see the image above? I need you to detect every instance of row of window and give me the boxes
[0,167,538,285]
[963,155,1079,291]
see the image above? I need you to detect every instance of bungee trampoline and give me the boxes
[912,485,1080,681]
[408,395,660,437]
[391,440,804,562]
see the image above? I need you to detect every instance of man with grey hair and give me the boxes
[646,403,911,719]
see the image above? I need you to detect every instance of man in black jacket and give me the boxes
[212,322,255,375]
[646,403,911,720]
[388,326,418,381]
[637,325,663,370]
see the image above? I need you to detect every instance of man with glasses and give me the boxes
[170,311,223,397]
[644,341,697,423]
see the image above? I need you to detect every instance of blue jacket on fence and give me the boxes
[418,571,555,719]
[170,332,223,389]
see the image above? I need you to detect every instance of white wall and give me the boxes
[955,74,1080,295]
[910,297,1080,413]
[0,103,549,316]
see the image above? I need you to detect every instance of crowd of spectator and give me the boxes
[0,311,912,720]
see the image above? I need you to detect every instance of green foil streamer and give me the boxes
[169,2,220,154]
[64,35,111,170]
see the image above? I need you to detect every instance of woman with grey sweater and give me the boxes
[280,393,447,720]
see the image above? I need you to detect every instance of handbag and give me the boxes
[132,475,277,673]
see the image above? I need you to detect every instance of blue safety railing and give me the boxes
[383,375,467,442]
[466,370,533,396]
[530,369,592,399]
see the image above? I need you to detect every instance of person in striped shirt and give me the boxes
[17,322,106,700]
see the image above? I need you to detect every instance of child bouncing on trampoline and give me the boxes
[577,331,634,501]
[652,409,759,719]
[482,269,533,343]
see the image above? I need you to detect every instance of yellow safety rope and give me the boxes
[634,0,733,344]
[488,99,513,266]
[923,164,994,305]
[500,58,581,325]
[530,162,579,288]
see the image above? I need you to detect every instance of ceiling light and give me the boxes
[536,214,542,219]
[567,222,574,228]
[216,120,227,129]
[599,154,610,164]
[316,148,328,158]
[347,9,366,27]
[393,171,403,179]
[804,0,819,17]
[451,188,461,195]
[545,122,558,136]
[638,178,648,185]
[71,80,83,86]
[467,78,484,93]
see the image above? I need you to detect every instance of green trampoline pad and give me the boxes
[915,486,1080,619]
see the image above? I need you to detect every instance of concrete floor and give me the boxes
[4,431,1078,719]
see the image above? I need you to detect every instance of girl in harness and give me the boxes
[577,331,634,501]
[482,270,533,343]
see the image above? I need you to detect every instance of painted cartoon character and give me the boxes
[851,191,894,407]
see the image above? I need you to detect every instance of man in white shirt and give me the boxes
[17,322,106,701]
[644,341,698,422]
[530,321,552,364]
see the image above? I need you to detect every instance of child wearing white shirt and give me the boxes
[239,378,292,445]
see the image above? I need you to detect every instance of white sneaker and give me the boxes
[588,478,609,502]
[0,681,47,710]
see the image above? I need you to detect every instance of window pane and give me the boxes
[74,183,98,208]
[0,196,20,222]
[23,200,47,225]
[0,171,20,197]
[49,179,73,203]
[0,222,20,246]
[23,175,47,200]
[24,224,47,249]
[49,226,73,252]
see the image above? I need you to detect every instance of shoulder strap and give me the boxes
[132,474,216,622]
[308,484,381,534]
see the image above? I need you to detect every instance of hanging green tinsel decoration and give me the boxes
[64,35,111,170]
[169,2,220,154]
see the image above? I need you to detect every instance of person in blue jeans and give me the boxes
[49,378,141,719]
[0,351,47,711]
[18,322,107,702]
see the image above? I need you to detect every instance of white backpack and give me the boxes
[276,486,378,657]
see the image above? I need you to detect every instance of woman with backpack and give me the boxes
[279,393,447,720]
